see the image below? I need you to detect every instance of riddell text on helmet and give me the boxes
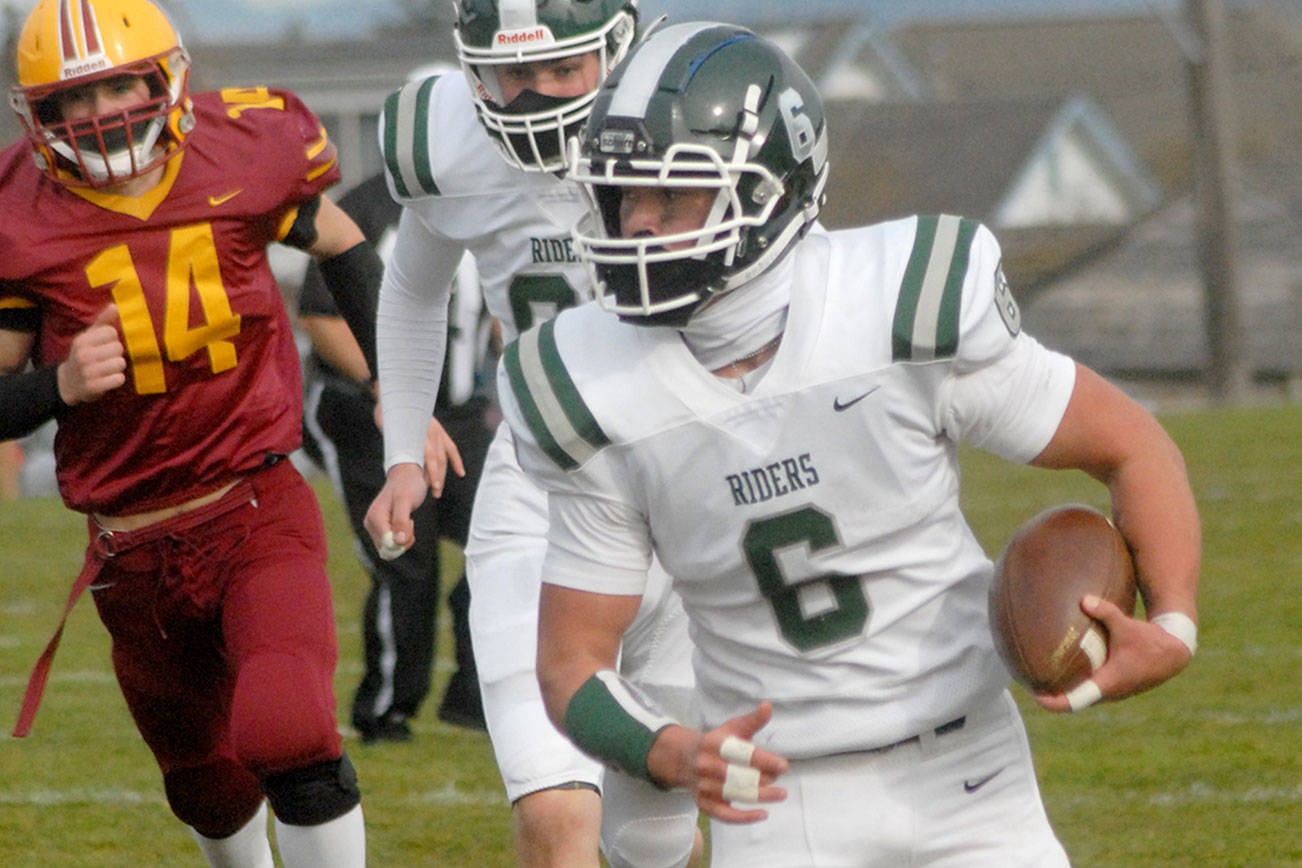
[61,58,112,79]
[497,28,547,45]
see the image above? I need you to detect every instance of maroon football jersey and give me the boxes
[0,87,341,514]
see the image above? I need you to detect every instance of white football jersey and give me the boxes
[380,70,592,343]
[500,216,1078,758]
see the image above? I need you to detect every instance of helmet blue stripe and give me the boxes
[684,33,754,87]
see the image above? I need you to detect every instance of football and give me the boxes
[988,504,1138,694]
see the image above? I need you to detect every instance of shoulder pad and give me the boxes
[502,317,611,471]
[381,75,444,199]
[891,214,982,362]
[204,87,339,192]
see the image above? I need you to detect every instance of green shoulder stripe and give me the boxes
[503,319,611,471]
[892,214,979,361]
[381,76,441,199]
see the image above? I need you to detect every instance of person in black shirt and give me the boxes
[298,173,494,740]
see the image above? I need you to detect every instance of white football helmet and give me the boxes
[453,0,638,173]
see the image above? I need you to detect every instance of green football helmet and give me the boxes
[453,0,638,173]
[568,22,829,325]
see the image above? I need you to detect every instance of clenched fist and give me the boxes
[58,304,127,404]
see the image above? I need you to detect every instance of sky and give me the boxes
[1,0,1182,45]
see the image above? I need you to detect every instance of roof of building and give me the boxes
[820,93,1159,227]
[1023,157,1302,376]
[894,8,1302,188]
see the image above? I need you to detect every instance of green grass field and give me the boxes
[1,402,1298,866]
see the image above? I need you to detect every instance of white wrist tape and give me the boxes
[719,735,756,765]
[378,530,409,562]
[1150,612,1198,656]
[721,762,761,804]
[1066,678,1103,712]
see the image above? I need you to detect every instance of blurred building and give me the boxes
[1023,157,1302,394]
[189,26,456,191]
[893,7,1302,190]
[1,4,22,148]
[821,93,1163,300]
[2,3,1298,397]
[762,16,930,101]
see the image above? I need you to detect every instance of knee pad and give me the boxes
[261,752,361,826]
[599,769,699,868]
[601,812,699,868]
[163,758,265,838]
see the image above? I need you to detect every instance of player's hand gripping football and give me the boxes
[1033,595,1195,713]
[58,304,127,404]
[647,700,789,823]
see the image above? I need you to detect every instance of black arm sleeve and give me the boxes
[315,241,382,377]
[0,365,67,441]
[299,254,340,318]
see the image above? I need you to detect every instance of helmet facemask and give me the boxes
[15,54,190,187]
[454,1,637,173]
[569,134,788,326]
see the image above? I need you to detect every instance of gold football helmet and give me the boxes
[9,0,193,187]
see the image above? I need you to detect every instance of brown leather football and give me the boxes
[988,504,1138,694]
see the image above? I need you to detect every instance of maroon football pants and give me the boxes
[87,459,343,835]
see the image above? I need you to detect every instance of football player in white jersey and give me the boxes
[501,22,1201,867]
[361,2,701,866]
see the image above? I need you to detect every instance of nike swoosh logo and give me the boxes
[208,189,243,206]
[833,385,881,412]
[88,582,117,591]
[963,768,1005,793]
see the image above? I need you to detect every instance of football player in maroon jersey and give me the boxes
[0,1,381,865]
